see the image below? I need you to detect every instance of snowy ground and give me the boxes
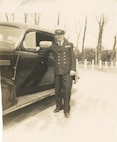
[2,68,117,142]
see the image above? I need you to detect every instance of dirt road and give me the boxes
[3,69,117,142]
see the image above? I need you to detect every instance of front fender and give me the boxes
[1,77,18,110]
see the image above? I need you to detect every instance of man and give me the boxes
[40,26,76,118]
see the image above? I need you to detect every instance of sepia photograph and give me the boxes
[0,0,117,142]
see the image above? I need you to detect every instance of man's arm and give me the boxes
[38,41,53,56]
[69,43,80,83]
[39,41,52,49]
[70,43,76,72]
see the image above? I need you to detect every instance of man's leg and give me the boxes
[62,73,72,116]
[54,75,63,112]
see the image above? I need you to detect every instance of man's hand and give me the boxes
[39,41,52,48]
[70,70,76,76]
[36,46,40,51]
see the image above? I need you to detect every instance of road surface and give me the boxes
[2,68,117,142]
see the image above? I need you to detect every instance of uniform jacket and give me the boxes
[47,38,76,75]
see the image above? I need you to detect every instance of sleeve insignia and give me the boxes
[65,45,71,48]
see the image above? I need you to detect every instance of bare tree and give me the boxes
[24,13,41,25]
[5,13,14,21]
[82,16,87,62]
[57,12,60,26]
[110,35,117,63]
[74,20,81,57]
[12,13,15,21]
[96,14,109,64]
[34,13,40,26]
[24,13,28,23]
[0,13,2,21]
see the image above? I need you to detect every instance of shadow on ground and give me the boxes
[3,95,55,129]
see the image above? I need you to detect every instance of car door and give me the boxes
[15,31,55,96]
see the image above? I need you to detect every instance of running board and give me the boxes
[3,89,55,116]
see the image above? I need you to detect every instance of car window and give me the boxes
[0,26,22,48]
[21,31,54,52]
[23,32,37,50]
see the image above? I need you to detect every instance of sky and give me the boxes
[0,0,117,50]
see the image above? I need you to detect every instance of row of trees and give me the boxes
[0,13,41,25]
[76,48,116,63]
[0,12,117,64]
[75,14,117,64]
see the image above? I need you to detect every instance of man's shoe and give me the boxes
[64,112,70,118]
[53,107,63,113]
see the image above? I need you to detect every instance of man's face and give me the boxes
[55,31,65,42]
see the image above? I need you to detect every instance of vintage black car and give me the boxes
[0,22,55,115]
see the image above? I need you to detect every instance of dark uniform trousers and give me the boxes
[44,38,76,113]
[55,73,73,113]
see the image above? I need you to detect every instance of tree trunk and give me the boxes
[110,36,116,62]
[82,17,87,63]
[57,12,60,26]
[5,13,14,21]
[24,13,28,23]
[96,14,108,64]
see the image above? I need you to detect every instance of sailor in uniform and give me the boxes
[40,26,76,118]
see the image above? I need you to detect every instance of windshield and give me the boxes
[0,25,22,50]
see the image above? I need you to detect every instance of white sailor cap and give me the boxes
[54,25,65,34]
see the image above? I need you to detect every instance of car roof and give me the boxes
[0,21,54,35]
